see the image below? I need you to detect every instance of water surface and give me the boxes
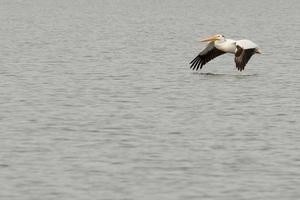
[0,0,300,199]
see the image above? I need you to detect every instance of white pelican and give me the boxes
[190,34,261,71]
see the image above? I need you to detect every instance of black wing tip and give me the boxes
[189,48,226,71]
[235,48,256,71]
[190,56,203,71]
[235,63,245,71]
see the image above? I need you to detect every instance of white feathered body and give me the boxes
[214,39,236,53]
[214,38,259,54]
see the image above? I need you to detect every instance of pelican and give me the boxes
[190,34,261,71]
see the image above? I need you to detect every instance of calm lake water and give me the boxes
[0,0,300,199]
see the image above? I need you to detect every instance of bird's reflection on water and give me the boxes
[195,72,259,77]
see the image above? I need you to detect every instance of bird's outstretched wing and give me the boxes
[190,42,226,70]
[234,40,258,71]
[234,46,255,71]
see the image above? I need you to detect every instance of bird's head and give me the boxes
[200,34,225,42]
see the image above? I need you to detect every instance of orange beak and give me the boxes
[200,35,219,42]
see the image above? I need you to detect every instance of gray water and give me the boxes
[1,0,300,199]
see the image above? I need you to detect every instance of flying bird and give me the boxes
[190,34,261,71]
